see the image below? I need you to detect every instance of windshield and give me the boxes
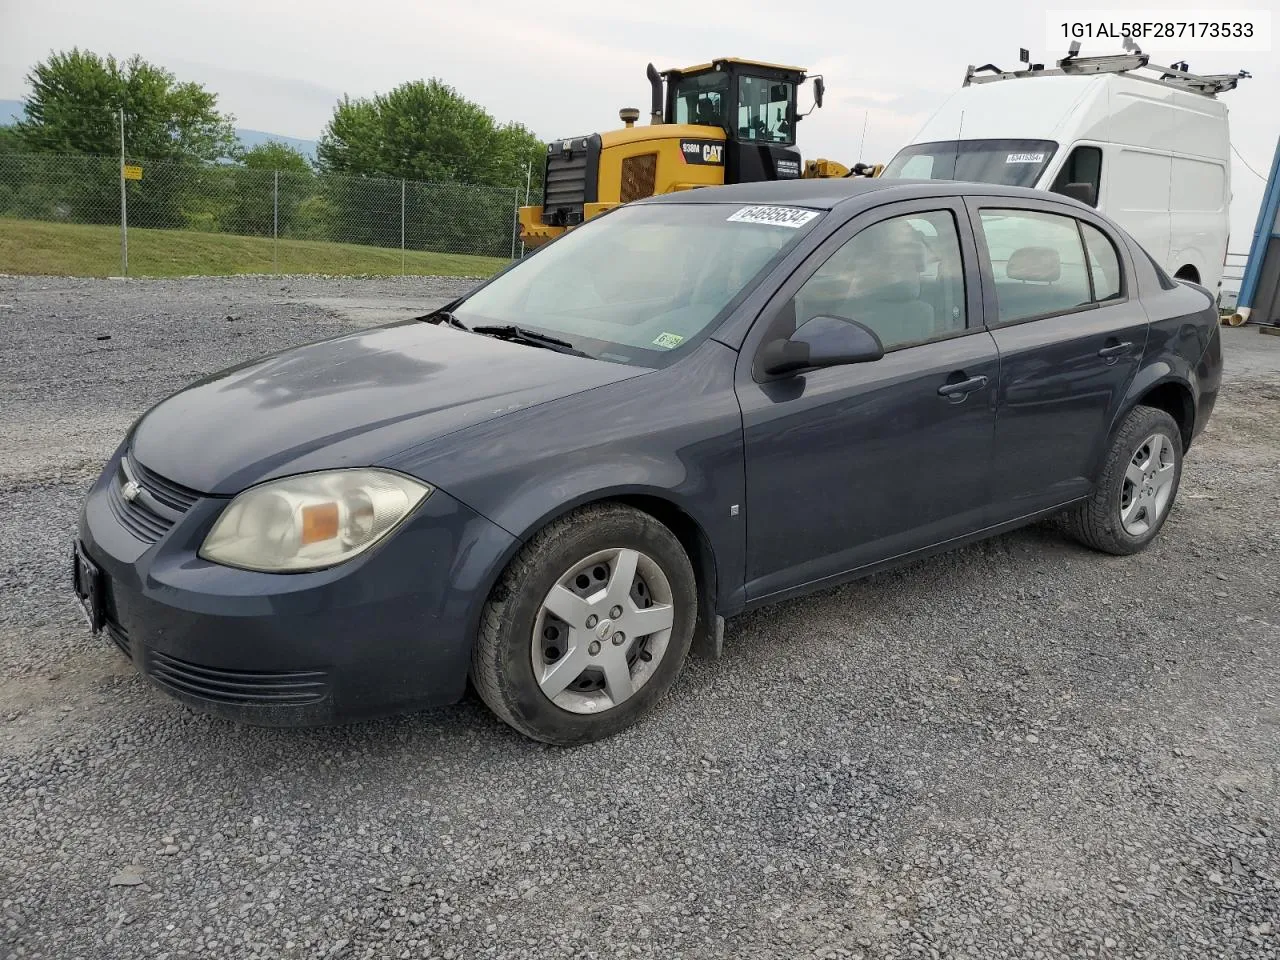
[452,202,822,366]
[882,138,1058,187]
[674,72,730,127]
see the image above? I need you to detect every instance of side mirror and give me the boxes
[1057,181,1098,208]
[813,77,825,109]
[759,315,884,376]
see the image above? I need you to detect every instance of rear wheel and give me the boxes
[471,503,697,745]
[1062,404,1182,555]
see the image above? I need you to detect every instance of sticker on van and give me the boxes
[1006,153,1046,164]
[726,206,819,228]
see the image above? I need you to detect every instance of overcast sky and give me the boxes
[1,0,1274,244]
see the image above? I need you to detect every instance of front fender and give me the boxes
[385,340,748,611]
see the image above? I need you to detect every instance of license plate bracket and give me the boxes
[71,542,105,634]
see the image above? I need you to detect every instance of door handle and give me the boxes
[937,375,989,399]
[1097,341,1133,362]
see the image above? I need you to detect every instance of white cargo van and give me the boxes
[881,49,1248,295]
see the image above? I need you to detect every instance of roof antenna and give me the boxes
[1064,40,1081,60]
[857,110,869,163]
[951,109,965,179]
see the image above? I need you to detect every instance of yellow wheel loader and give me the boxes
[518,57,881,248]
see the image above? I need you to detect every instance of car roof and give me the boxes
[638,178,1088,211]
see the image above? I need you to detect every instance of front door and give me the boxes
[737,199,998,602]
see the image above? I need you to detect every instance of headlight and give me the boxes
[200,469,432,572]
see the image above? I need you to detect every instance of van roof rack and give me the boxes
[964,41,1249,97]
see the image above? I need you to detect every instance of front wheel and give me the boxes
[1063,404,1183,555]
[471,504,697,745]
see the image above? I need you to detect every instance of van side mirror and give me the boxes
[760,315,884,376]
[1057,181,1098,208]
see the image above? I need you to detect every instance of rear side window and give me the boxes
[1080,222,1122,301]
[1145,250,1180,290]
[979,209,1092,323]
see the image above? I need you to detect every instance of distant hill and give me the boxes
[0,98,317,160]
[230,128,317,159]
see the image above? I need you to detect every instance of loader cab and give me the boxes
[663,58,809,183]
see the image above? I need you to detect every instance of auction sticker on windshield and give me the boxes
[726,206,819,228]
[1006,153,1046,163]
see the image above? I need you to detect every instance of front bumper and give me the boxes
[77,446,517,725]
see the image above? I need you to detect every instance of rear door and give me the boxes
[736,198,998,602]
[967,197,1150,519]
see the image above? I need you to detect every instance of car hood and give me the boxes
[130,320,647,495]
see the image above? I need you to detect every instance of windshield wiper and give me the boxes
[471,324,589,357]
[420,309,469,331]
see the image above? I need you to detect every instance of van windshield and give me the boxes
[882,139,1058,187]
[451,202,821,367]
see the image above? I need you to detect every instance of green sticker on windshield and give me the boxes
[652,332,685,349]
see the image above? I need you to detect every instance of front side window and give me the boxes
[794,210,967,351]
[453,202,822,366]
[737,76,794,144]
[882,139,1058,188]
[979,209,1092,323]
[674,72,730,128]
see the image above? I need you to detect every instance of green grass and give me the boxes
[0,218,510,278]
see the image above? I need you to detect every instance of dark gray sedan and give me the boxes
[74,179,1222,744]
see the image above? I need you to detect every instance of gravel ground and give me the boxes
[1,275,1277,960]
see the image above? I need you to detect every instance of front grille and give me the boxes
[130,457,199,513]
[147,650,329,705]
[108,452,202,544]
[541,134,600,227]
[620,153,658,203]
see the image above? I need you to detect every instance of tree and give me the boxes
[317,79,543,190]
[0,126,22,154]
[15,49,237,162]
[225,141,316,237]
[317,80,544,253]
[240,140,313,174]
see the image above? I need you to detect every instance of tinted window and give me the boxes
[979,209,1092,323]
[882,139,1057,188]
[1080,222,1122,300]
[795,210,966,350]
[1050,146,1103,207]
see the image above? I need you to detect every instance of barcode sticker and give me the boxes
[726,206,819,228]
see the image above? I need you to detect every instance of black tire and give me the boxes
[471,503,697,745]
[1062,404,1183,555]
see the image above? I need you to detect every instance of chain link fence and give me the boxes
[0,152,541,276]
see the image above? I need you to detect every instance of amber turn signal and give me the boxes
[300,502,340,544]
